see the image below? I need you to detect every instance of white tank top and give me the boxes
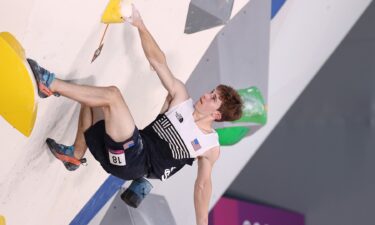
[151,98,219,159]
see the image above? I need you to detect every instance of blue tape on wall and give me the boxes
[70,176,125,225]
[272,0,286,18]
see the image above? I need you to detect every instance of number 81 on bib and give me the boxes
[108,149,126,166]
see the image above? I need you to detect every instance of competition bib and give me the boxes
[108,149,126,166]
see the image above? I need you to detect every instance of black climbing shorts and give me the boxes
[84,120,148,180]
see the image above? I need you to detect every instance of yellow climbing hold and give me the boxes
[101,0,125,23]
[0,32,37,137]
[0,215,6,225]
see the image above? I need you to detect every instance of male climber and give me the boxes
[28,5,243,225]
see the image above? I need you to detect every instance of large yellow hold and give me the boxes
[0,215,5,225]
[0,32,37,137]
[101,0,125,24]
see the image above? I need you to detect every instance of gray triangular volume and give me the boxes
[184,2,225,34]
[191,0,234,22]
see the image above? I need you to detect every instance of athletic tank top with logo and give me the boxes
[150,98,219,159]
[140,98,219,180]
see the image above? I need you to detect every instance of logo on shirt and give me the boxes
[191,138,201,151]
[161,167,176,181]
[175,112,184,123]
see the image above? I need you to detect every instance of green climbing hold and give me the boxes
[236,86,267,125]
[216,126,250,146]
